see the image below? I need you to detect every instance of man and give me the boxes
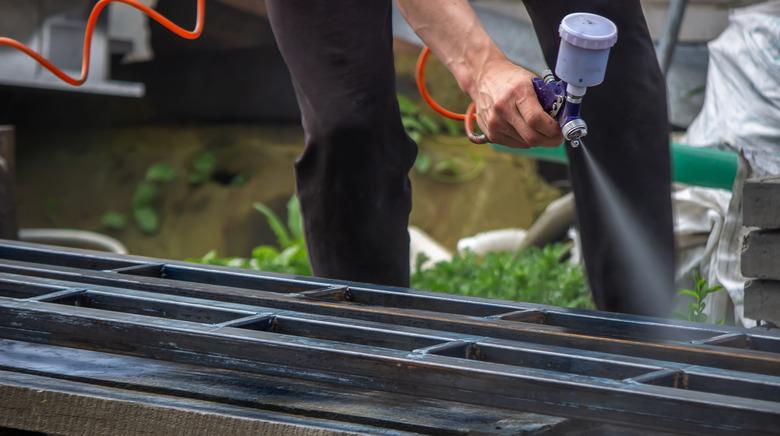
[266,1,675,317]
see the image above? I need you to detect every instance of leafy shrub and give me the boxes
[193,196,311,276]
[193,194,591,308]
[411,244,593,309]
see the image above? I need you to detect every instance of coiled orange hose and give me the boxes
[415,46,485,144]
[0,0,205,87]
[3,3,480,144]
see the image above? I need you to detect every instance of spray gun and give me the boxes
[416,12,617,147]
[532,13,618,148]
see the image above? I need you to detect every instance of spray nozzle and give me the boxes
[533,13,617,148]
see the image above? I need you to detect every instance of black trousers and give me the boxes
[267,1,675,316]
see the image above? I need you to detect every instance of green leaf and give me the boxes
[287,196,304,242]
[189,172,209,185]
[408,131,422,144]
[201,250,218,262]
[252,245,280,263]
[677,289,700,300]
[419,114,440,135]
[415,152,432,174]
[397,94,418,116]
[192,151,217,174]
[145,163,177,183]
[277,245,300,266]
[134,206,159,234]
[189,151,217,185]
[253,202,291,248]
[101,211,127,230]
[226,257,248,268]
[132,182,158,208]
[701,284,723,298]
[402,117,424,133]
[414,252,430,273]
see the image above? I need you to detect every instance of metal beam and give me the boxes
[0,240,779,434]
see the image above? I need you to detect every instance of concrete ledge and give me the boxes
[741,229,780,280]
[745,280,780,325]
[744,177,780,229]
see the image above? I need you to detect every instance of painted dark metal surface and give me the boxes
[0,240,778,435]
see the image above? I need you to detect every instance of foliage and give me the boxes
[398,94,483,182]
[100,211,127,230]
[411,244,594,309]
[194,196,590,308]
[189,151,217,185]
[130,164,177,235]
[674,272,724,323]
[192,196,311,276]
[398,93,465,176]
[100,152,247,235]
[99,162,176,234]
[398,94,444,145]
[145,163,177,183]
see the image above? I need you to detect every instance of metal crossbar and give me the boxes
[0,240,778,435]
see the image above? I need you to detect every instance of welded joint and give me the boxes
[410,340,477,358]
[691,332,746,346]
[624,368,685,388]
[486,309,546,323]
[291,286,349,300]
[214,313,276,329]
[26,288,87,302]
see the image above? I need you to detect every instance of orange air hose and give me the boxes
[2,3,477,145]
[415,46,486,144]
[0,0,205,87]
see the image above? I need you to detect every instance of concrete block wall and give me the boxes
[742,177,780,325]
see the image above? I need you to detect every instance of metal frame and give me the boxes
[0,240,779,435]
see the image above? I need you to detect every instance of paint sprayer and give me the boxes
[532,13,617,148]
[416,12,618,148]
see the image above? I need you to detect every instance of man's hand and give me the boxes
[472,60,563,147]
[473,59,563,148]
[397,0,563,148]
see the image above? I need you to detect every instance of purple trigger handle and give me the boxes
[532,76,566,120]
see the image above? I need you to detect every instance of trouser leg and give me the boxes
[266,1,416,287]
[523,1,676,315]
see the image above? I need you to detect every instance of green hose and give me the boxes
[492,142,738,191]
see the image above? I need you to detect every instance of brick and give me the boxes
[744,280,780,325]
[743,176,780,229]
[741,229,780,280]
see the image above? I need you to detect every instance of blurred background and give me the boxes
[0,0,776,322]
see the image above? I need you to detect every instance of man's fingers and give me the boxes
[476,110,530,148]
[500,102,560,147]
[516,100,563,141]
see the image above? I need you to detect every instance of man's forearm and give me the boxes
[397,0,562,148]
[396,0,506,98]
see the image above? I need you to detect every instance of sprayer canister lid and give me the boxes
[559,13,618,50]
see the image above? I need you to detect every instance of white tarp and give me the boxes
[681,1,780,326]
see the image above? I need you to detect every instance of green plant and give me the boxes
[399,93,460,176]
[193,196,311,276]
[145,162,177,183]
[674,273,724,323]
[100,211,127,230]
[411,244,593,309]
[189,151,217,185]
[398,94,484,182]
[130,163,177,235]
